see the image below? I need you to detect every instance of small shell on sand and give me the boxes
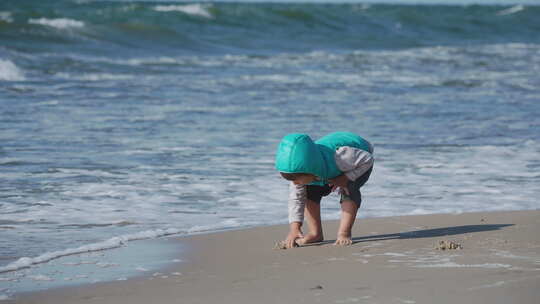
[435,240,463,250]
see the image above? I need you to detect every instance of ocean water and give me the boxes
[1,0,540,293]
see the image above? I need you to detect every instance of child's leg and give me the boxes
[335,200,358,246]
[297,199,324,244]
[335,167,372,246]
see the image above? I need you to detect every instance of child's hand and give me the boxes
[284,230,304,249]
[328,174,350,195]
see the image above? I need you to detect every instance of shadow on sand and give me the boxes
[307,224,514,246]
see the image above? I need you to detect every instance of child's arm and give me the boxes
[334,146,374,181]
[288,182,306,223]
[285,182,306,248]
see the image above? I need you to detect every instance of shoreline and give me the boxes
[0,238,184,298]
[4,210,540,303]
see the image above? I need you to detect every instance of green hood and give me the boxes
[274,133,341,183]
[275,132,372,185]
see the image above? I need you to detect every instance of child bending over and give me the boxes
[275,132,374,249]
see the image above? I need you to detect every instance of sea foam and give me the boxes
[28,18,84,29]
[496,5,525,16]
[0,11,13,23]
[415,262,512,269]
[55,72,133,81]
[154,4,213,18]
[0,59,24,81]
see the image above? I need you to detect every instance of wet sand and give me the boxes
[6,210,540,304]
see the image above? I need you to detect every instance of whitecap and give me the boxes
[0,59,25,81]
[28,18,84,29]
[496,5,525,16]
[55,72,133,81]
[0,11,13,23]
[154,4,213,19]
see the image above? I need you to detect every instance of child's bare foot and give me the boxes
[297,233,323,245]
[334,233,353,246]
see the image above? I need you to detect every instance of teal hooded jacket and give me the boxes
[275,132,372,186]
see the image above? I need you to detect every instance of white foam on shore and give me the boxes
[383,252,408,257]
[415,262,512,269]
[0,59,25,81]
[28,18,84,29]
[0,228,180,274]
[492,250,534,260]
[28,274,53,282]
[154,4,213,18]
[468,281,506,290]
[61,261,97,266]
[96,262,119,268]
[187,218,243,234]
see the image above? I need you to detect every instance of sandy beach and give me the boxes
[6,210,540,304]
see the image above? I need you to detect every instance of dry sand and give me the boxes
[6,210,540,304]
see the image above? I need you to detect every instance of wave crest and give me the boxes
[496,5,525,16]
[28,18,85,29]
[0,59,24,81]
[0,11,13,23]
[153,4,213,19]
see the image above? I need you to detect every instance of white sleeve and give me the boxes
[334,146,374,181]
[288,182,306,224]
